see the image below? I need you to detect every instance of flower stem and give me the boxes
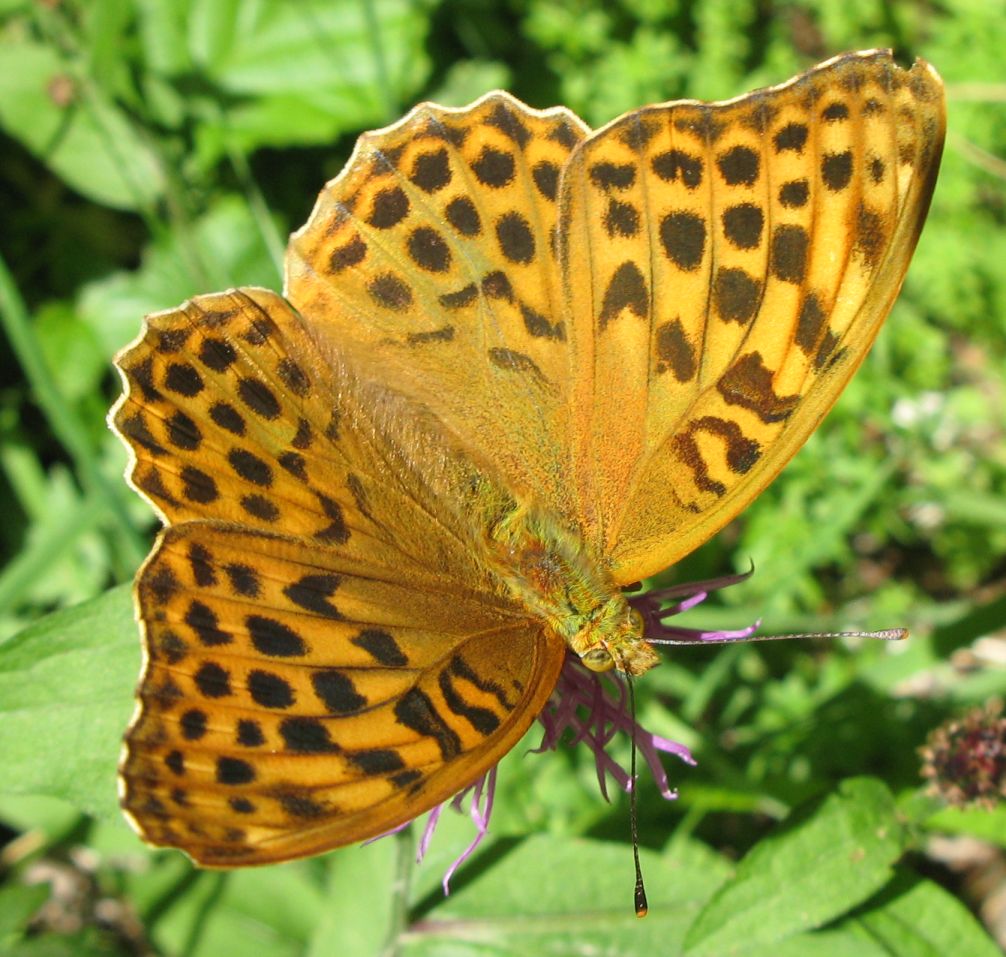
[380,823,415,957]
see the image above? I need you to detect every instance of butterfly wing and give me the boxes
[112,289,565,864]
[286,93,590,521]
[122,523,561,865]
[284,52,944,588]
[556,50,945,582]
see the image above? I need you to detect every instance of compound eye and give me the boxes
[581,646,615,672]
[628,607,644,633]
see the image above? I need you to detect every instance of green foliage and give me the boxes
[1,0,1004,954]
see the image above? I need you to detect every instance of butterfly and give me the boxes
[112,50,945,866]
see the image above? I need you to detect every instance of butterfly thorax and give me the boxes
[482,502,659,676]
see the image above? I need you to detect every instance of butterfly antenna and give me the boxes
[627,675,648,918]
[648,627,908,646]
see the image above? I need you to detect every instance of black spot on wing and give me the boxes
[599,261,649,327]
[247,615,308,657]
[770,225,809,284]
[312,669,367,714]
[439,666,500,736]
[248,670,294,709]
[185,600,231,646]
[408,326,455,344]
[228,448,273,487]
[146,564,180,605]
[224,563,260,597]
[166,411,201,451]
[237,377,281,420]
[532,160,560,200]
[394,688,461,759]
[180,709,207,740]
[217,756,255,785]
[439,284,477,309]
[589,162,635,190]
[348,748,405,775]
[210,402,245,436]
[651,149,703,188]
[472,146,515,187]
[164,362,203,397]
[351,628,408,666]
[330,235,367,273]
[660,212,706,271]
[187,545,216,588]
[241,494,279,522]
[446,196,481,236]
[496,212,535,264]
[779,179,809,208]
[237,719,265,747]
[716,146,759,185]
[194,662,231,698]
[280,717,340,753]
[714,267,761,324]
[603,199,640,238]
[368,187,409,228]
[277,358,309,397]
[773,123,808,153]
[410,148,451,193]
[519,302,563,340]
[488,347,545,380]
[822,150,853,191]
[368,273,413,311]
[407,227,452,273]
[655,319,696,381]
[722,203,764,249]
[283,573,343,619]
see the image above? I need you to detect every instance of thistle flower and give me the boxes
[409,572,756,892]
[921,702,1006,809]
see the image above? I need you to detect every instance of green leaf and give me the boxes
[0,794,85,856]
[424,60,513,107]
[306,840,397,957]
[183,0,434,157]
[113,855,328,957]
[683,778,905,956]
[33,302,106,403]
[0,586,139,819]
[922,803,1006,850]
[0,39,164,210]
[402,834,731,956]
[3,928,127,957]
[153,868,322,957]
[0,883,49,947]
[850,870,1001,957]
[190,0,429,98]
[78,195,281,355]
[741,927,890,957]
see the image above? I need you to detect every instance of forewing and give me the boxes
[286,93,589,517]
[115,287,498,578]
[557,50,945,582]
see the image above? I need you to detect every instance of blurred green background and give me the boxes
[1,1,1005,955]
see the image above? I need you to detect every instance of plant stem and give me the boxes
[380,825,416,957]
[0,253,146,573]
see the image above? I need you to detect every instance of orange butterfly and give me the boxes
[112,50,944,868]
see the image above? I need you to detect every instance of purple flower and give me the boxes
[406,572,756,893]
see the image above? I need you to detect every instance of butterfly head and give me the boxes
[578,604,659,677]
